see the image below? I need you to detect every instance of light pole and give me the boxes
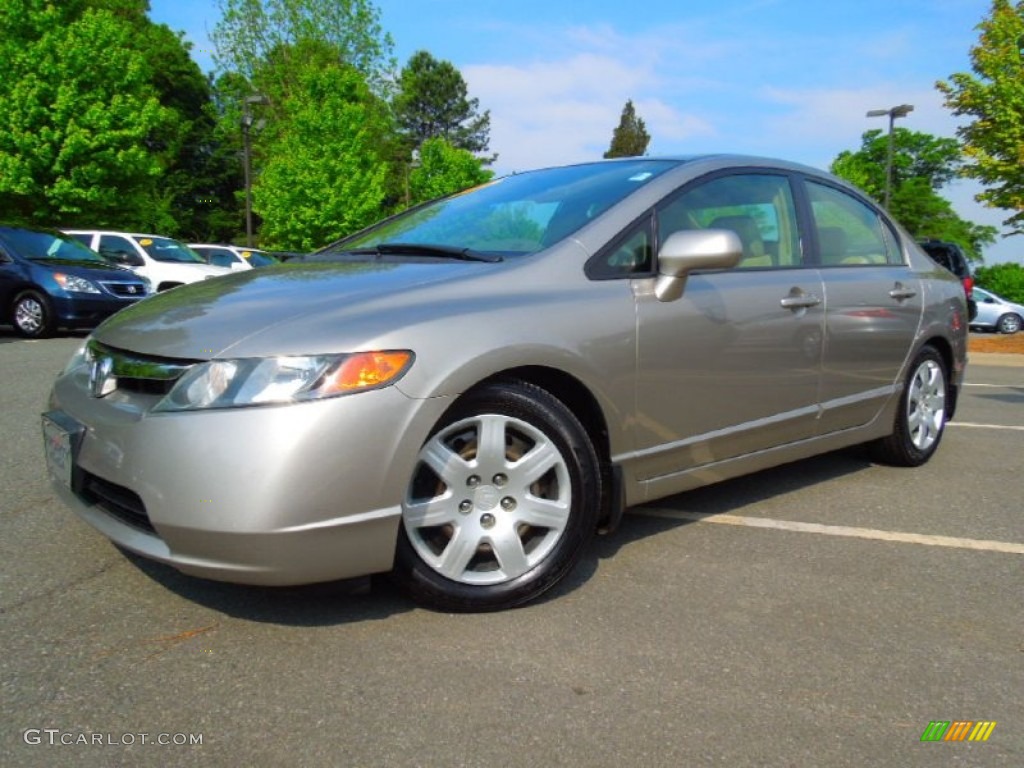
[242,94,269,247]
[866,104,913,210]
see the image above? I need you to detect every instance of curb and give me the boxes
[969,352,1024,367]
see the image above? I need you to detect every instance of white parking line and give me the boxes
[948,422,1024,431]
[632,508,1024,554]
[963,383,1021,388]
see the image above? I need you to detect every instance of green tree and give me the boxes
[252,63,389,250]
[0,2,180,228]
[212,0,394,92]
[830,129,996,262]
[975,262,1024,303]
[604,100,650,158]
[408,138,493,205]
[393,51,493,159]
[831,128,963,196]
[937,0,1024,234]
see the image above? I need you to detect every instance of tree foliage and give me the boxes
[937,0,1024,235]
[0,2,178,228]
[252,63,389,250]
[830,129,996,262]
[604,100,650,158]
[393,51,492,159]
[408,138,493,205]
[975,262,1024,303]
[212,0,393,91]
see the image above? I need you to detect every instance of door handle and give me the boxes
[780,294,822,309]
[889,283,917,301]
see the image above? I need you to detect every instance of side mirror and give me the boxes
[655,229,743,302]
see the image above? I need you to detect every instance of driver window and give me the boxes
[656,174,801,269]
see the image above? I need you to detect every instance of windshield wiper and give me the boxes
[372,242,503,263]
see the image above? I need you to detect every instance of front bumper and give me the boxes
[47,364,451,585]
[51,294,142,328]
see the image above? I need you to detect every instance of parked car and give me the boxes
[918,239,976,320]
[0,224,149,338]
[970,286,1024,334]
[43,156,968,612]
[65,230,231,291]
[189,244,280,271]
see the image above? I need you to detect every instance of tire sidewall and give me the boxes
[897,347,947,464]
[12,290,54,338]
[395,380,600,611]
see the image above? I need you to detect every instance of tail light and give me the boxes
[962,275,974,298]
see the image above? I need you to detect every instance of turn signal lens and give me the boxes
[323,351,413,393]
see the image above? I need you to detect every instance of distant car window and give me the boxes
[98,234,138,261]
[806,182,900,266]
[139,237,205,264]
[244,251,279,267]
[656,173,801,268]
[0,227,105,262]
[198,248,240,268]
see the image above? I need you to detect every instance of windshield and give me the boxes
[240,250,279,267]
[138,237,206,263]
[328,159,680,257]
[0,227,107,263]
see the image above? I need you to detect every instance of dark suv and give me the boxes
[918,239,976,320]
[0,224,150,338]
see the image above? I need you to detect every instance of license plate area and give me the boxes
[42,411,84,489]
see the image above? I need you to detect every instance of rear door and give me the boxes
[801,178,922,434]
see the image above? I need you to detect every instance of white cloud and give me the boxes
[465,51,714,172]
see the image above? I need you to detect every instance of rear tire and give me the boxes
[12,290,55,338]
[869,346,947,467]
[996,313,1021,334]
[394,379,600,612]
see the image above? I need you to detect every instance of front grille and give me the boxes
[81,472,156,535]
[87,341,194,397]
[115,377,176,396]
[99,280,148,298]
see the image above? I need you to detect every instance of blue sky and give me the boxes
[149,0,1018,264]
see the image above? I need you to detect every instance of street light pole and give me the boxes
[242,94,269,247]
[866,104,913,210]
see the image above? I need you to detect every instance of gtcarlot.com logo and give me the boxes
[23,729,203,746]
[921,720,997,742]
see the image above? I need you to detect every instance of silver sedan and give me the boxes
[43,156,969,611]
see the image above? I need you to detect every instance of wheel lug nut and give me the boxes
[467,475,480,487]
[480,513,496,529]
[459,500,473,514]
[500,496,516,511]
[492,473,508,487]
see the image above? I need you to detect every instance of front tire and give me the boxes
[395,379,600,612]
[870,346,947,467]
[996,313,1022,334]
[12,290,55,338]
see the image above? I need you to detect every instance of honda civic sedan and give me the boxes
[43,156,968,611]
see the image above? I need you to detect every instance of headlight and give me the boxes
[54,273,101,294]
[61,340,94,375]
[154,351,413,412]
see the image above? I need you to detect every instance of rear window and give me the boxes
[919,242,970,278]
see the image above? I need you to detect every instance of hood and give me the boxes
[29,257,142,281]
[94,259,497,359]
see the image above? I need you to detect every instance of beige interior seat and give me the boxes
[709,215,772,267]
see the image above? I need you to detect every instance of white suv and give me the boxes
[66,231,232,292]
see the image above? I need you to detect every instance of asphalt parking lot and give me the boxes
[1,332,1021,767]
